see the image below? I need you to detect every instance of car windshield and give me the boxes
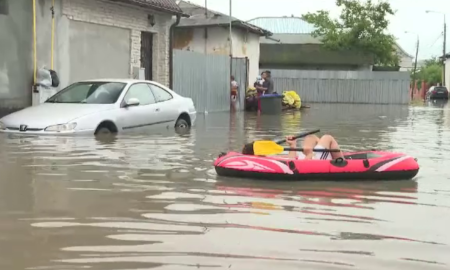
[46,82,126,104]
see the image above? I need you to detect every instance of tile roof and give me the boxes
[108,0,185,16]
[395,43,413,58]
[247,17,316,34]
[176,1,271,36]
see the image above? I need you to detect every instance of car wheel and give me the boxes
[95,126,113,137]
[96,127,111,134]
[175,118,189,129]
[94,121,118,136]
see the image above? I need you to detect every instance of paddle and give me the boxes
[254,142,342,156]
[274,129,320,144]
[252,129,320,156]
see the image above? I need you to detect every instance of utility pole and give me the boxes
[412,36,419,99]
[443,15,446,86]
[229,0,233,109]
[204,0,208,112]
[204,0,208,54]
[406,31,420,99]
[229,0,232,57]
[229,0,233,84]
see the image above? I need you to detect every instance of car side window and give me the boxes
[123,83,156,106]
[149,84,173,102]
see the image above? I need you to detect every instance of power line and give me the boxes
[429,32,443,49]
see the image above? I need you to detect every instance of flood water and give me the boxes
[1,102,450,270]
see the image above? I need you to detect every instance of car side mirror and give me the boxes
[124,98,140,107]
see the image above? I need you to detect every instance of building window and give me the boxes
[0,0,8,15]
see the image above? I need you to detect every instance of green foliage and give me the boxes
[414,57,442,85]
[303,0,399,66]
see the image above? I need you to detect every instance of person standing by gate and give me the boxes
[255,72,269,113]
[265,70,274,94]
[230,76,238,111]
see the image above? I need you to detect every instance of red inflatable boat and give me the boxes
[214,151,419,181]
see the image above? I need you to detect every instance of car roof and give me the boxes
[79,78,161,84]
[77,78,173,90]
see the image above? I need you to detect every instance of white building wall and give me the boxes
[231,30,260,86]
[174,27,229,54]
[174,26,260,88]
[399,56,414,72]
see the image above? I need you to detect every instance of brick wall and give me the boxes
[62,0,172,86]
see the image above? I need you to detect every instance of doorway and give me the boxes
[140,32,153,80]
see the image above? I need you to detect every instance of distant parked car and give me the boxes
[426,86,449,100]
[0,79,197,135]
[427,99,448,108]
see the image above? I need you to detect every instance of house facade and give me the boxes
[173,1,270,86]
[0,0,184,115]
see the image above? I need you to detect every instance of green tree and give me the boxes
[415,57,442,86]
[303,0,399,66]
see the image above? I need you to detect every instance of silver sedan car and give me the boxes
[0,79,197,135]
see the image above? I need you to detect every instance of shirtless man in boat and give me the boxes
[242,134,344,160]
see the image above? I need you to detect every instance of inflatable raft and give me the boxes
[214,151,419,181]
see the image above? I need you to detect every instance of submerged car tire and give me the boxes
[94,121,118,135]
[95,127,112,134]
[174,117,191,135]
[175,118,189,129]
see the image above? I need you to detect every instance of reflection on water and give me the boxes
[427,99,448,109]
[0,103,450,269]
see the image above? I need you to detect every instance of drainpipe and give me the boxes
[32,0,37,86]
[169,15,181,89]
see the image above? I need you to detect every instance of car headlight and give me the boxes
[44,123,77,132]
[0,121,6,130]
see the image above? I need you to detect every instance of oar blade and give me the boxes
[253,141,285,156]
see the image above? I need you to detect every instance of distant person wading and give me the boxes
[265,70,274,94]
[254,72,269,113]
[230,75,239,110]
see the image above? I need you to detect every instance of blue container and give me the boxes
[260,94,283,98]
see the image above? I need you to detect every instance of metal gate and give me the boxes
[231,57,249,110]
[173,50,231,113]
[140,32,153,80]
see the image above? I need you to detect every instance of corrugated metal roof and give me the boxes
[176,1,271,36]
[108,0,185,15]
[247,17,316,34]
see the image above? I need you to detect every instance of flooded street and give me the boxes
[1,102,450,270]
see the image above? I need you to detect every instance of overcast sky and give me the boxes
[186,0,449,60]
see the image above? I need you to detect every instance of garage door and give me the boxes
[69,21,131,83]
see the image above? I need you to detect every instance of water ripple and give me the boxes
[1,104,450,269]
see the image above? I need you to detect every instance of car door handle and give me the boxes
[155,108,160,111]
